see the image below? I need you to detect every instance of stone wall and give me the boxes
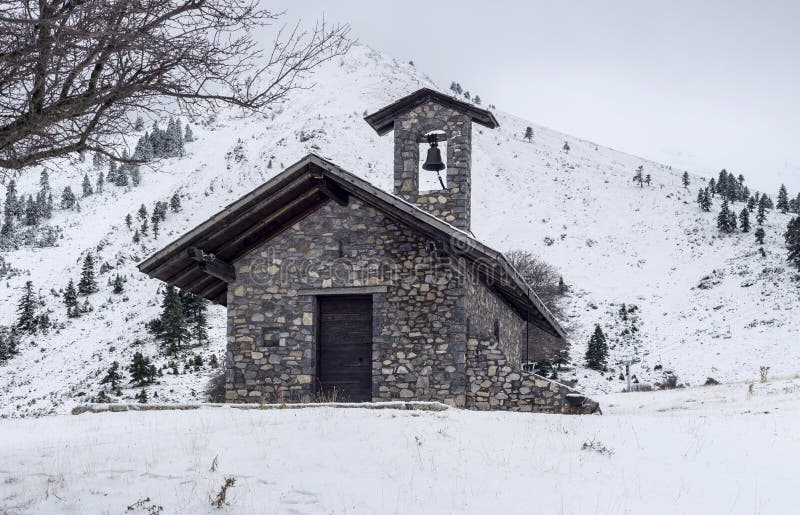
[464,270,525,366]
[393,100,472,231]
[466,337,599,414]
[225,197,468,405]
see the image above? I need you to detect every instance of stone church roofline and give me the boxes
[364,87,499,136]
[138,153,565,339]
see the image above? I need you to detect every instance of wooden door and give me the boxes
[317,295,373,402]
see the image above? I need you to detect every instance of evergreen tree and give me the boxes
[23,195,39,226]
[585,324,608,371]
[128,352,157,386]
[645,173,652,186]
[786,217,800,269]
[562,141,570,153]
[140,218,148,236]
[708,178,717,197]
[716,169,728,197]
[463,91,471,100]
[115,152,129,186]
[633,166,644,187]
[134,115,145,131]
[4,179,22,221]
[63,279,79,317]
[169,193,182,212]
[125,213,132,229]
[739,208,751,233]
[763,195,774,209]
[184,124,195,142]
[16,281,38,334]
[100,361,122,390]
[136,388,148,403]
[717,198,736,233]
[96,171,104,194]
[78,253,98,295]
[755,227,766,245]
[133,229,141,243]
[151,210,160,238]
[757,195,768,225]
[524,126,533,142]
[137,204,148,221]
[37,170,52,218]
[112,274,125,294]
[474,95,481,105]
[0,327,20,363]
[747,195,756,212]
[130,165,141,186]
[61,186,76,210]
[82,173,93,197]
[777,184,790,213]
[106,160,118,184]
[682,171,690,189]
[151,286,189,353]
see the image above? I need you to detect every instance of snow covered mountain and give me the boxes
[1,44,797,417]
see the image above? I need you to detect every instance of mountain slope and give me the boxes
[1,44,797,416]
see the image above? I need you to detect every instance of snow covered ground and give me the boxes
[1,43,799,416]
[2,378,798,514]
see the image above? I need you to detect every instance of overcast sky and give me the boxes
[271,0,800,193]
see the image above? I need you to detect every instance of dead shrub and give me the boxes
[505,250,567,318]
[206,370,226,403]
[210,477,236,508]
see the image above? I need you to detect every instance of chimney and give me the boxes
[364,88,499,232]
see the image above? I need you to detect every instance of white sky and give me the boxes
[269,0,800,193]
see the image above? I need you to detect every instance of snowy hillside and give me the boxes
[0,44,798,416]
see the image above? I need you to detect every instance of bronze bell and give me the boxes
[422,134,446,172]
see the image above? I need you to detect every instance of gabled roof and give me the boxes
[138,154,564,339]
[364,88,499,136]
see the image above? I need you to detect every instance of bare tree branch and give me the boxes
[0,1,352,172]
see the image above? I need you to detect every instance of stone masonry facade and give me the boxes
[225,196,598,414]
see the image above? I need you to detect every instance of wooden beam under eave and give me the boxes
[198,259,235,283]
[316,177,349,206]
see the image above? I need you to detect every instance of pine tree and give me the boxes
[0,327,20,363]
[152,286,189,353]
[61,186,76,210]
[755,227,766,245]
[140,218,148,236]
[129,352,157,386]
[115,153,129,186]
[78,253,98,295]
[474,95,481,105]
[82,173,93,197]
[633,166,644,188]
[136,388,148,403]
[137,204,148,221]
[134,115,145,131]
[96,171,104,194]
[16,281,38,334]
[682,171,690,189]
[645,173,652,186]
[524,126,533,142]
[708,178,717,197]
[100,361,122,390]
[169,193,182,212]
[107,160,118,184]
[562,141,570,153]
[777,184,790,214]
[747,195,756,212]
[585,324,608,371]
[112,274,125,294]
[125,213,132,229]
[786,217,800,269]
[151,210,160,238]
[739,208,751,233]
[23,195,39,226]
[133,229,141,243]
[37,170,51,218]
[717,199,736,233]
[184,124,195,143]
[757,195,768,225]
[4,179,22,220]
[63,279,79,317]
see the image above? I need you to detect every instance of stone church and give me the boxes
[140,89,598,414]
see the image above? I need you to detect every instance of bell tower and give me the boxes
[364,88,499,232]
